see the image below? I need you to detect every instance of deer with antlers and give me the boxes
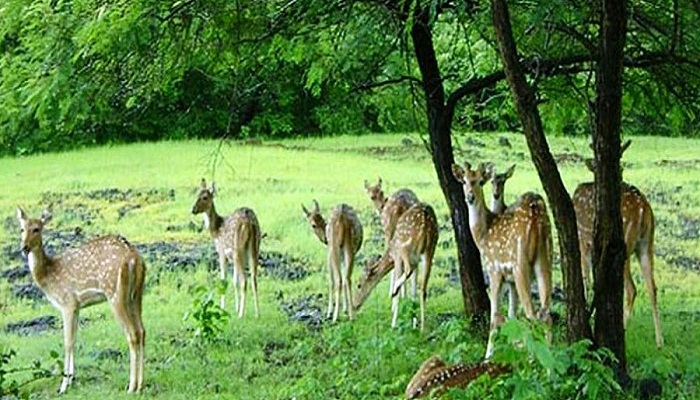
[302,200,363,322]
[353,202,438,331]
[452,162,552,359]
[191,179,261,318]
[16,208,146,393]
[573,140,663,348]
[364,177,419,297]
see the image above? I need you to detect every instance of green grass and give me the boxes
[1,133,699,399]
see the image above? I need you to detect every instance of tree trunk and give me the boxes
[490,0,592,342]
[592,0,628,373]
[410,11,490,322]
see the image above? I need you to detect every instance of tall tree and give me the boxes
[591,0,628,371]
[490,0,591,341]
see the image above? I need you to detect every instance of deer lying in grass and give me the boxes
[353,202,438,331]
[17,208,145,393]
[572,140,663,348]
[364,177,419,297]
[191,179,261,318]
[452,162,552,359]
[405,354,510,399]
[302,200,363,322]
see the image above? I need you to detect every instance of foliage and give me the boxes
[182,282,230,343]
[0,347,58,398]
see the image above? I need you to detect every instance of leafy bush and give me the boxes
[0,347,58,398]
[182,282,230,343]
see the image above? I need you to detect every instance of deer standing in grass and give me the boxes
[364,177,419,297]
[302,200,363,322]
[191,179,261,318]
[452,162,552,359]
[353,202,438,331]
[16,208,145,394]
[572,140,663,348]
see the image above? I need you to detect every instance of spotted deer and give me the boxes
[302,200,363,322]
[353,202,438,331]
[191,179,261,318]
[405,355,510,399]
[573,140,663,348]
[452,162,552,359]
[364,177,419,297]
[16,208,145,393]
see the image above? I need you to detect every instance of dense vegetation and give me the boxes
[1,134,699,399]
[1,0,700,155]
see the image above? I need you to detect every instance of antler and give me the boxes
[405,355,511,399]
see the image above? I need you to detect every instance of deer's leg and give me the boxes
[343,247,355,321]
[218,253,227,309]
[485,271,504,360]
[514,262,536,320]
[639,242,663,348]
[623,258,636,329]
[248,243,260,318]
[125,259,146,392]
[111,293,141,393]
[534,252,553,344]
[419,252,434,332]
[59,307,78,394]
[391,254,403,328]
[233,248,247,318]
[328,247,341,321]
[506,282,518,319]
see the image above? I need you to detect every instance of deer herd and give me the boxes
[13,141,664,395]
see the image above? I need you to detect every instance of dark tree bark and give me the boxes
[410,9,490,322]
[592,0,628,372]
[490,0,592,342]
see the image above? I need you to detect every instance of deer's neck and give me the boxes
[203,206,224,236]
[467,196,492,244]
[490,196,505,214]
[27,246,51,283]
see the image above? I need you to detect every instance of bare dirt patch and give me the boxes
[3,315,58,336]
[279,293,325,330]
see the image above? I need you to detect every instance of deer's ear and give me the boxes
[301,204,310,217]
[16,207,27,223]
[210,182,217,195]
[451,164,465,183]
[40,209,53,225]
[377,177,382,188]
[312,199,320,213]
[200,178,207,190]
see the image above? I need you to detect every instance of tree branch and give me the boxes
[352,75,422,92]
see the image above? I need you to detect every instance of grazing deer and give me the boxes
[573,140,663,348]
[364,177,419,296]
[16,208,145,393]
[452,162,552,359]
[353,202,438,331]
[405,355,510,399]
[191,179,261,318]
[302,200,363,322]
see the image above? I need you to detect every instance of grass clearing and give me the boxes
[1,133,699,399]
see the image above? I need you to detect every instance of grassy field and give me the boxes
[1,133,699,399]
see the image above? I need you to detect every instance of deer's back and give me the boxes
[45,235,142,306]
[392,202,438,257]
[216,207,261,254]
[477,193,549,266]
[327,204,363,254]
[381,189,419,238]
[573,182,653,253]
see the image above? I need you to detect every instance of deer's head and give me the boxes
[485,163,515,201]
[17,207,52,257]
[302,200,327,245]
[364,177,386,210]
[192,178,215,214]
[451,162,488,206]
[353,254,390,310]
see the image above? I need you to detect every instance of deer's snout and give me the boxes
[466,192,476,204]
